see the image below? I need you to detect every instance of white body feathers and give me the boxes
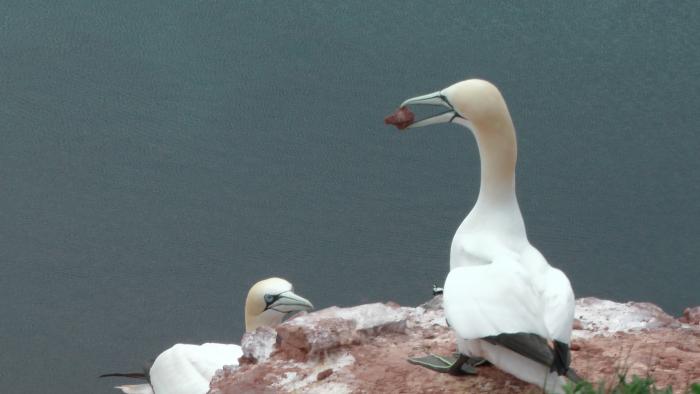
[400,79,576,392]
[149,343,243,394]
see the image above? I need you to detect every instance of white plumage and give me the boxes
[104,278,313,394]
[399,79,576,392]
[147,343,243,394]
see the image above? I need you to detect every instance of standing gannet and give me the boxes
[386,79,578,392]
[101,277,313,394]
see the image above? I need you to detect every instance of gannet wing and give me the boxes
[541,268,575,343]
[150,343,242,394]
[483,332,554,365]
[443,259,549,340]
[521,246,576,343]
[482,333,576,378]
[444,258,578,377]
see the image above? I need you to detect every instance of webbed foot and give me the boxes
[408,353,480,375]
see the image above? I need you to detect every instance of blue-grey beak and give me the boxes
[400,90,461,128]
[268,291,314,313]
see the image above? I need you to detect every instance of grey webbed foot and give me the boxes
[407,353,480,375]
[461,354,490,367]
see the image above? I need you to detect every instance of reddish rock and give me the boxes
[679,307,700,325]
[209,298,700,394]
[239,326,277,364]
[571,328,700,391]
[316,368,333,381]
[573,297,679,336]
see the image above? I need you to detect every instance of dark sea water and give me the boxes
[1,2,698,393]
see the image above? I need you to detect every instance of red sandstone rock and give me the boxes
[239,326,277,363]
[680,306,700,325]
[316,368,333,381]
[209,298,700,393]
[573,297,679,337]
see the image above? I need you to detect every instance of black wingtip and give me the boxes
[100,360,153,381]
[552,340,572,376]
[99,372,147,380]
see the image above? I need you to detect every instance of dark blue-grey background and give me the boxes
[1,1,698,393]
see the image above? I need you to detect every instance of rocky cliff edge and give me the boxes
[209,298,700,393]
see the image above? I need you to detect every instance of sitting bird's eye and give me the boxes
[264,294,275,304]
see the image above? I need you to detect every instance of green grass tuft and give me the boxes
[563,374,699,394]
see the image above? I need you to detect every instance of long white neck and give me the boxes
[474,121,517,207]
[462,118,525,237]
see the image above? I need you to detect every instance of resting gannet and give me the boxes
[386,79,578,392]
[101,277,313,394]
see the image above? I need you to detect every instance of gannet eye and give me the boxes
[264,294,275,304]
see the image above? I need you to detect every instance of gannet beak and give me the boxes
[400,90,461,129]
[268,291,314,313]
[400,91,452,108]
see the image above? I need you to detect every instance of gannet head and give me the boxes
[244,277,314,332]
[389,79,510,133]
